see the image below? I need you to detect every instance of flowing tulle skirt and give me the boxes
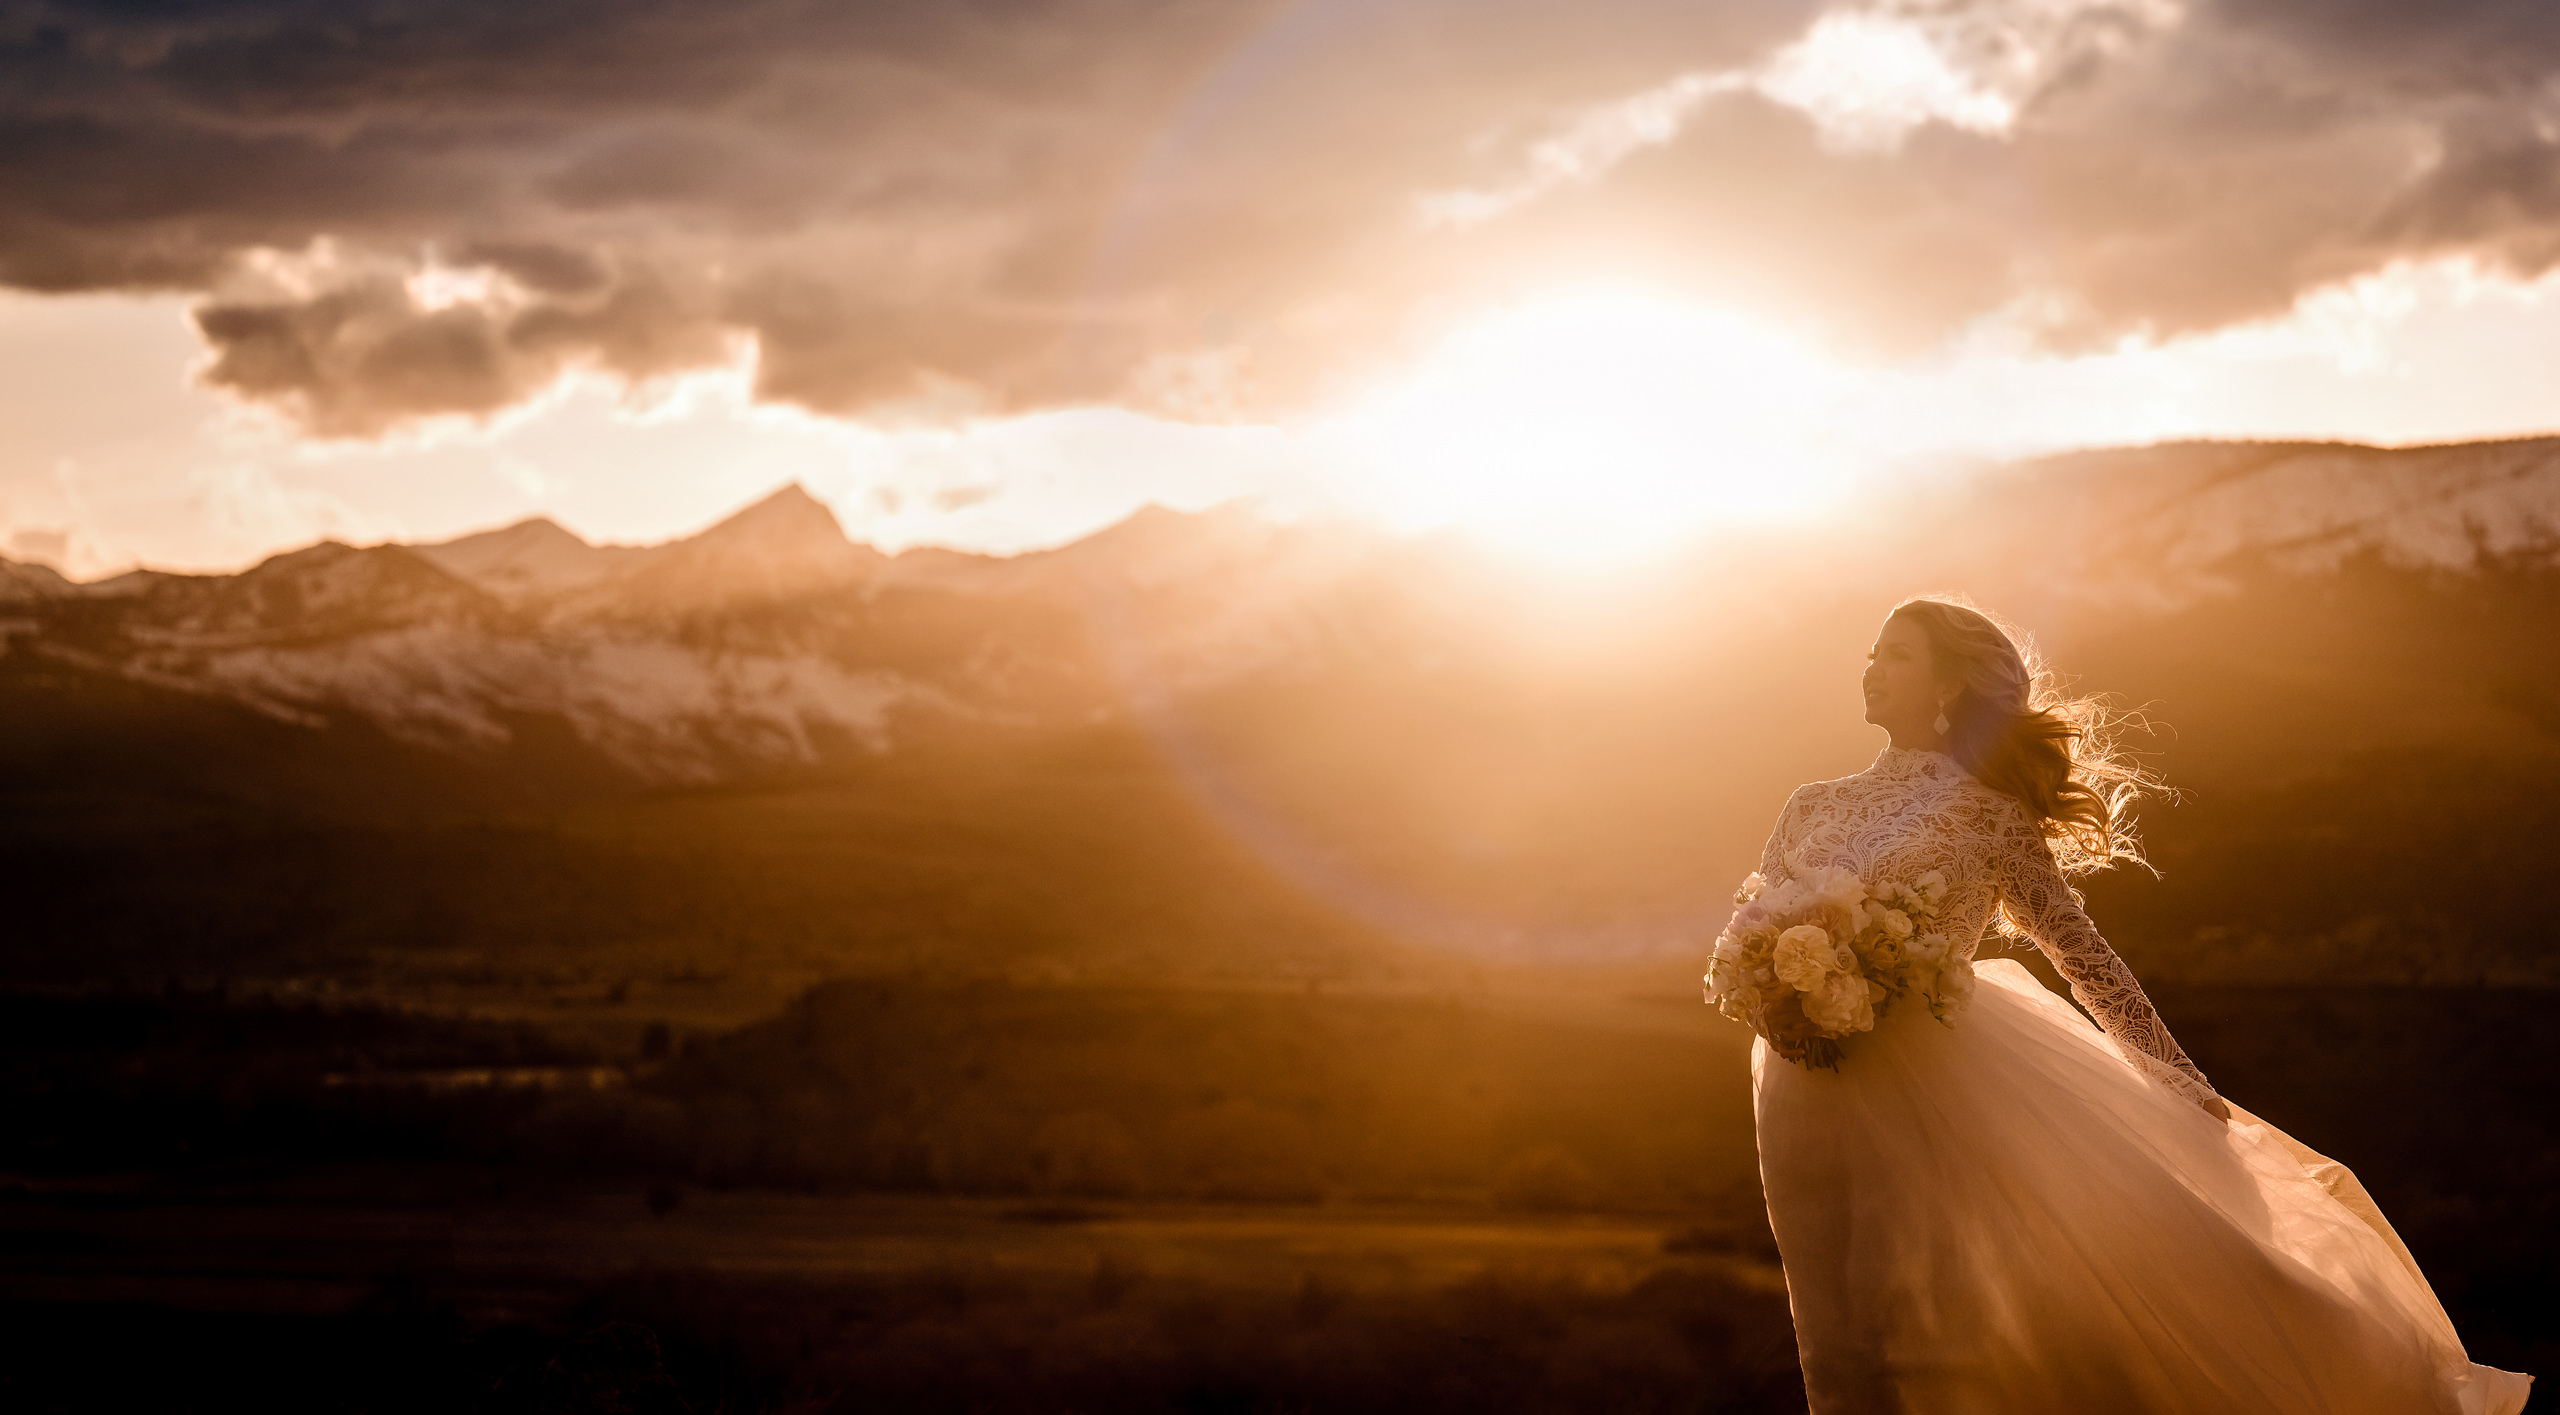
[1754,959,2532,1415]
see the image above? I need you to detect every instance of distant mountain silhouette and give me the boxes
[0,555,76,599]
[409,515,640,601]
[1968,436,2560,587]
[5,439,2558,984]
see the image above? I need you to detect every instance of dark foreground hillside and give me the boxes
[0,984,1790,1414]
[0,979,2549,1412]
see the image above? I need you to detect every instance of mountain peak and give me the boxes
[593,484,881,613]
[0,554,78,601]
[700,483,847,545]
[412,515,626,602]
[469,515,586,547]
[1044,500,1291,587]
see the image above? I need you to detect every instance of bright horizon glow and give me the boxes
[6,257,2560,581]
[1323,294,1856,565]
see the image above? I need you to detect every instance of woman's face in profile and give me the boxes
[1863,615,1948,737]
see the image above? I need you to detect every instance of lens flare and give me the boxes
[1327,293,1853,566]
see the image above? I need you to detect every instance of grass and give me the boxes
[2,1180,1800,1414]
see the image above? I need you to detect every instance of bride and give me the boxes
[1722,596,2531,1414]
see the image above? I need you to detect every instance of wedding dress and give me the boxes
[1747,745,2531,1415]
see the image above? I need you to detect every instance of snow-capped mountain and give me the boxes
[1953,436,2560,597]
[407,515,640,603]
[6,435,2559,792]
[8,434,2559,983]
[0,483,1383,784]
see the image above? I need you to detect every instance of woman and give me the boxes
[1730,596,2530,1414]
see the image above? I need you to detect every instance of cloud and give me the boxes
[1415,1,2150,228]
[1754,8,2033,154]
[6,524,72,565]
[1418,71,1753,229]
[187,246,732,437]
[4,0,2559,433]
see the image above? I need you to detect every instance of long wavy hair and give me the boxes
[1887,595,2160,875]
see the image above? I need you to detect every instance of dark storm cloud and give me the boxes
[2,0,2558,434]
[2000,0,2560,341]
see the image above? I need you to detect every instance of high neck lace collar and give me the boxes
[1869,744,1964,782]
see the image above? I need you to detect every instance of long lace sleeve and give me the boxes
[1756,787,1809,883]
[1990,812,2222,1113]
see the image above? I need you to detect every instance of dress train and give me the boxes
[1754,959,2532,1415]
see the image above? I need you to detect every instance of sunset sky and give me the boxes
[6,0,2560,577]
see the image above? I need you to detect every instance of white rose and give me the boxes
[1772,925,1841,992]
[1878,908,1914,940]
[1801,970,1878,1034]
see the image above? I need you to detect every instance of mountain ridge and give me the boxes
[15,436,2560,598]
[7,442,2560,790]
[1953,436,2560,596]
[7,437,2560,984]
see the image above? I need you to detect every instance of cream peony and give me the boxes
[1773,925,1842,991]
[1802,970,1882,1034]
[1706,863,1967,1065]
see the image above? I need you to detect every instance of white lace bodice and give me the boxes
[1757,746,2217,1106]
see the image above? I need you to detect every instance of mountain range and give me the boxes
[0,484,1395,788]
[5,435,2559,991]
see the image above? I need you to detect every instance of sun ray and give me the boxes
[1326,293,1854,565]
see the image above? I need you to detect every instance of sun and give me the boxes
[1328,293,1851,565]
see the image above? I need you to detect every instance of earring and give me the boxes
[1932,702,1952,735]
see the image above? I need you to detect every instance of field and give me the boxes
[1,1185,1798,1414]
[0,972,2551,1412]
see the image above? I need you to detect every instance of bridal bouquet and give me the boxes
[1703,864,1973,1070]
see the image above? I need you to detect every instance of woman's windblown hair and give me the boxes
[1888,595,2160,874]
